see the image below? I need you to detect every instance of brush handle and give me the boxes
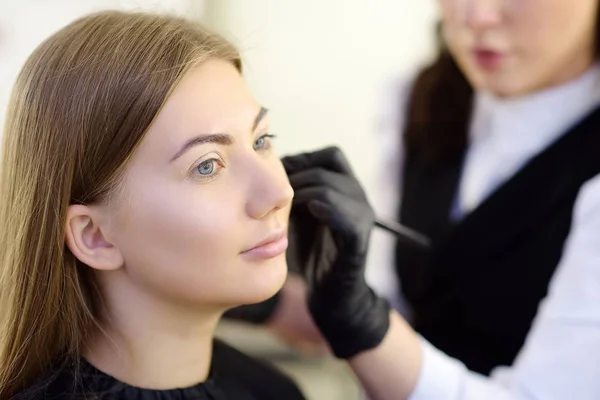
[374,218,431,249]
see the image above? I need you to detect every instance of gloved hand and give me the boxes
[282,147,390,359]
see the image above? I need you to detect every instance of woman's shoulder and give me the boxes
[211,339,306,400]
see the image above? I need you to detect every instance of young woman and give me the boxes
[0,11,304,399]
[275,0,600,398]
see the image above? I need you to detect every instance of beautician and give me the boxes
[255,0,600,398]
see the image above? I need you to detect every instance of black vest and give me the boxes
[396,105,600,375]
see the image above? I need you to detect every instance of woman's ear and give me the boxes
[65,204,124,271]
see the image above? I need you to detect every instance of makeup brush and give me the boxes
[375,217,431,249]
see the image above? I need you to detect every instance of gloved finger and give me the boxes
[292,186,369,246]
[292,184,372,219]
[292,185,349,210]
[281,146,356,178]
[305,199,362,259]
[288,167,365,199]
[306,200,351,238]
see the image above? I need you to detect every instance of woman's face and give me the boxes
[102,59,293,309]
[438,0,599,96]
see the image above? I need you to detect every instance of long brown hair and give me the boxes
[404,8,600,165]
[0,11,241,397]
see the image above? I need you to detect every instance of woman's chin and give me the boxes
[237,256,289,305]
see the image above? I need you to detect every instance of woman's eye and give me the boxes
[197,160,216,176]
[253,134,276,151]
[193,158,224,180]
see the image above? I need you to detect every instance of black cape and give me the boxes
[16,339,306,399]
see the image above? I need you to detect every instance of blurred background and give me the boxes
[0,1,438,398]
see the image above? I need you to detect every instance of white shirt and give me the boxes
[366,64,600,399]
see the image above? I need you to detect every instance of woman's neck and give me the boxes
[84,276,224,390]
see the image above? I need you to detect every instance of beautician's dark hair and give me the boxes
[404,10,600,165]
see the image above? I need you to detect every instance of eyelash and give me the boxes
[191,133,277,182]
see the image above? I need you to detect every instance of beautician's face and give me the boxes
[107,59,293,308]
[438,0,599,97]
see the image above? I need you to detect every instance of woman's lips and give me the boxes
[472,48,505,70]
[241,231,288,260]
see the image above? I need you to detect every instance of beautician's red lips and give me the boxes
[472,47,505,70]
[241,229,288,259]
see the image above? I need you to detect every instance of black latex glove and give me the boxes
[282,146,390,359]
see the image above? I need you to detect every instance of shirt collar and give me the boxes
[469,63,600,157]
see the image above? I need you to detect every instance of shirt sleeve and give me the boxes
[409,173,600,400]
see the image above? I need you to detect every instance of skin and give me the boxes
[439,0,599,97]
[65,58,293,390]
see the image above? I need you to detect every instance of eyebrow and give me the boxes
[252,106,269,131]
[170,106,269,162]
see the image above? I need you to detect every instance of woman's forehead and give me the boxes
[133,60,263,162]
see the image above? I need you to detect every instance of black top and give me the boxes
[396,104,600,375]
[16,340,306,400]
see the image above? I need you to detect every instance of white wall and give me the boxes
[0,0,206,136]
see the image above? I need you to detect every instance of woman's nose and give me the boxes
[467,0,503,30]
[245,158,294,220]
[449,0,503,30]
